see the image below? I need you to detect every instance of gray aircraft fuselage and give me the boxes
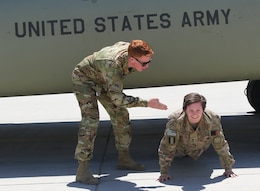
[1,0,260,111]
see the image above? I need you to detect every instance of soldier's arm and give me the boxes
[158,120,179,175]
[104,66,148,107]
[211,122,235,172]
[109,80,148,107]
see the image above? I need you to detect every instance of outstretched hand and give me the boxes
[147,98,168,110]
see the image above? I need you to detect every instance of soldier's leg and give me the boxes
[73,83,99,184]
[98,93,145,171]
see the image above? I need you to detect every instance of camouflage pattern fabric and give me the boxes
[72,41,148,161]
[158,109,235,174]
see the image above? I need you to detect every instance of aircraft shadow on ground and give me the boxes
[0,114,259,181]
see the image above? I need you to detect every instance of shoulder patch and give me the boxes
[165,129,177,136]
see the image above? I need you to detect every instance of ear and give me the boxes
[129,56,134,62]
[127,57,133,67]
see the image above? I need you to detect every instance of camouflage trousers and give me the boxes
[72,76,131,161]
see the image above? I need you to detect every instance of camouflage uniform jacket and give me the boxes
[158,109,235,174]
[72,41,147,108]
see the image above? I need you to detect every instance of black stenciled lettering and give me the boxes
[95,17,106,32]
[15,18,86,38]
[182,12,192,27]
[182,9,231,27]
[221,9,231,24]
[15,22,26,37]
[206,10,219,25]
[160,13,171,28]
[94,13,172,32]
[133,15,144,30]
[193,11,204,26]
[60,19,72,35]
[28,21,40,37]
[107,16,118,32]
[122,16,132,31]
[74,18,85,34]
[147,14,158,29]
[46,20,58,35]
[41,21,45,36]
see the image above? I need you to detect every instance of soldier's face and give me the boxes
[129,55,151,72]
[185,102,203,125]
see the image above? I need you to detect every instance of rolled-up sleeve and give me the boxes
[105,65,147,108]
[109,80,147,107]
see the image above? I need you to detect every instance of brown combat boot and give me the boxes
[117,149,145,171]
[76,161,99,185]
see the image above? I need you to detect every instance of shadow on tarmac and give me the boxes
[0,114,260,191]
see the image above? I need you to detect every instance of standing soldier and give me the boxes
[158,92,237,182]
[72,40,168,185]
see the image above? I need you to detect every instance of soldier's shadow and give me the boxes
[161,155,226,191]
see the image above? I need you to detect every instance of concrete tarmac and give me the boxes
[0,80,260,191]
